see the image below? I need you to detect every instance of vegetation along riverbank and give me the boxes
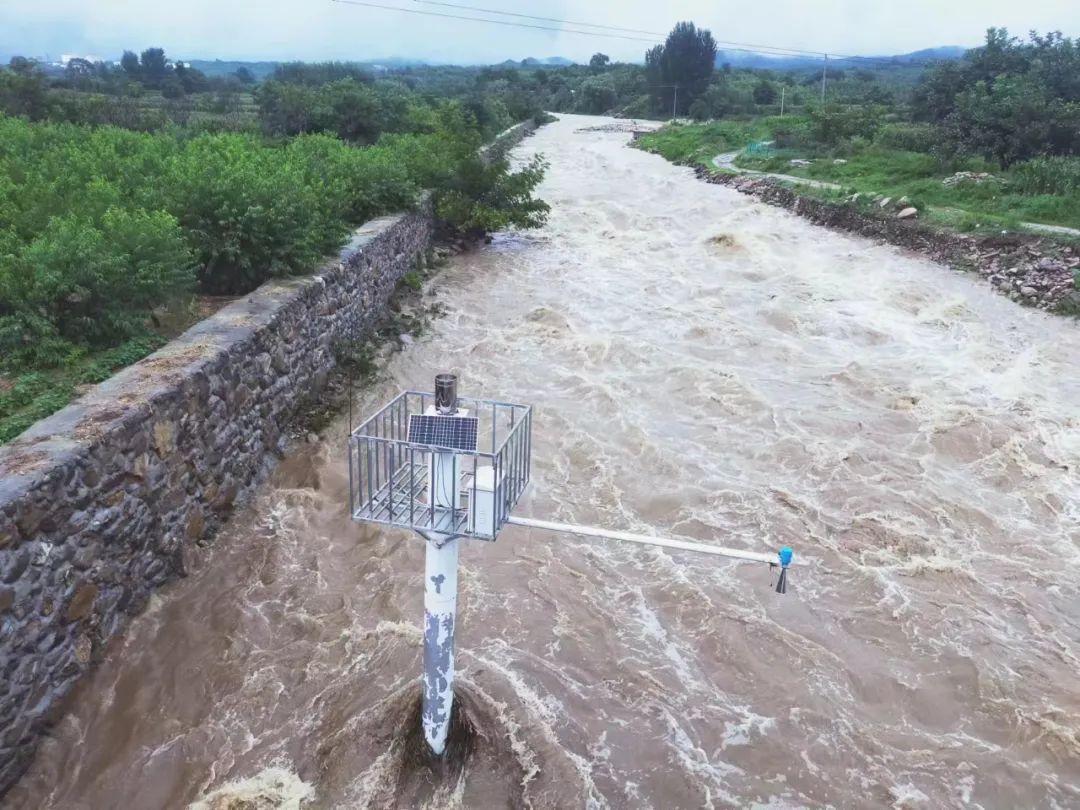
[0,55,551,443]
[634,31,1080,315]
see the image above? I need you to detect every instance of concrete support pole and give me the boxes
[422,533,458,755]
[421,446,460,756]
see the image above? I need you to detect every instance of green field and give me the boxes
[636,120,1080,234]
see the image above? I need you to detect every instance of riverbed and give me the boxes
[9,113,1080,809]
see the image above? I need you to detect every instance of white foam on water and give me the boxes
[188,766,314,809]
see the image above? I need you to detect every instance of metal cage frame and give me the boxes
[348,390,532,540]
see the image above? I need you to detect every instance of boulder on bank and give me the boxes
[943,171,1000,188]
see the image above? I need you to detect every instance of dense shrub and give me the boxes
[576,76,618,114]
[164,133,344,293]
[255,78,432,144]
[918,30,1080,166]
[0,117,196,367]
[1011,156,1080,196]
[771,120,815,149]
[377,114,549,235]
[286,134,418,224]
[0,188,194,367]
[807,104,885,145]
[0,107,548,373]
[875,122,939,153]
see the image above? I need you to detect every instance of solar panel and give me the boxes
[408,414,478,451]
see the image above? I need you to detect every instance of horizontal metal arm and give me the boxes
[506,516,783,566]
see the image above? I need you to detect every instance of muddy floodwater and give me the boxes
[9,114,1080,809]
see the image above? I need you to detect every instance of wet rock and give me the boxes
[2,548,29,584]
[64,583,98,623]
[73,634,92,665]
[943,171,999,188]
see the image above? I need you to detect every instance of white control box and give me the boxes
[468,465,502,538]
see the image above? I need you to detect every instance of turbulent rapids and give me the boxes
[10,114,1080,808]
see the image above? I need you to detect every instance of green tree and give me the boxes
[64,58,97,89]
[0,208,194,367]
[578,75,617,114]
[255,80,322,135]
[0,61,50,120]
[174,63,209,94]
[8,56,37,76]
[120,50,141,79]
[645,22,718,116]
[752,79,777,105]
[918,29,1080,165]
[947,75,1080,166]
[139,48,170,87]
[688,82,735,120]
[589,53,611,71]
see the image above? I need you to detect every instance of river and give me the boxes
[8,113,1080,809]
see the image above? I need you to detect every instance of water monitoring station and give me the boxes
[348,374,794,756]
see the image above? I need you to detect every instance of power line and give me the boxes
[410,0,663,37]
[412,0,827,58]
[331,0,659,43]
[409,0,909,63]
[331,0,946,69]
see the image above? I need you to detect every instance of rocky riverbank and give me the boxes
[693,166,1080,314]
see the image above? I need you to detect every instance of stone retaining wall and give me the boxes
[0,198,434,793]
[481,117,540,164]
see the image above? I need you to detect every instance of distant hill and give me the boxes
[186,56,439,78]
[513,56,577,67]
[886,46,967,62]
[187,60,281,79]
[715,45,967,71]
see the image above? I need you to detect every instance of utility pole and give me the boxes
[651,84,681,121]
[780,86,786,118]
[820,54,828,103]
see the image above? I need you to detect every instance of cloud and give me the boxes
[1,0,1077,64]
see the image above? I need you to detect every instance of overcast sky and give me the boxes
[2,0,1077,64]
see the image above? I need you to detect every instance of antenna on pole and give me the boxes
[347,375,796,758]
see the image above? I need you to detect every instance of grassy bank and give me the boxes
[636,119,1080,235]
